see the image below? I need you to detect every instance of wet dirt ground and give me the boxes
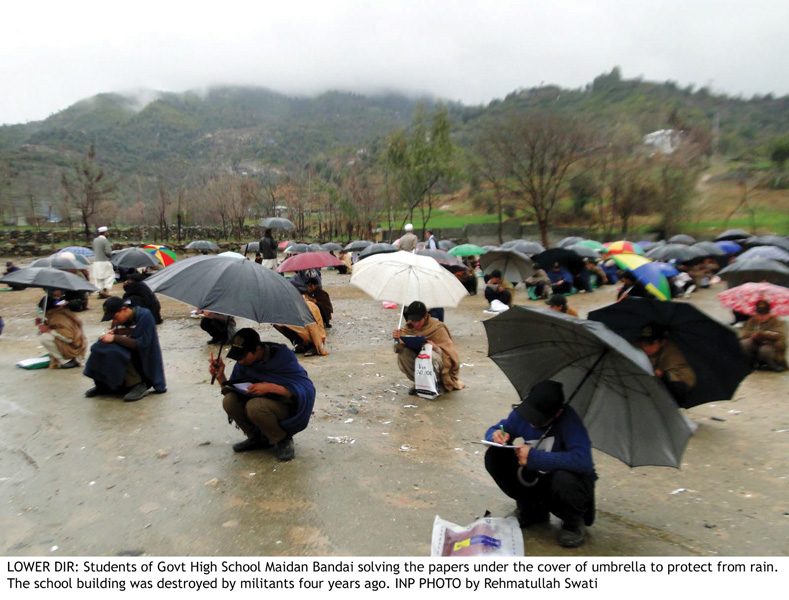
[1,263,787,557]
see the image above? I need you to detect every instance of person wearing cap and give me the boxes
[398,224,418,252]
[91,226,114,299]
[637,323,697,404]
[484,270,514,307]
[484,380,596,548]
[392,300,464,395]
[425,229,438,250]
[36,296,87,369]
[739,300,787,372]
[547,262,573,295]
[546,294,579,317]
[208,328,316,461]
[83,296,166,401]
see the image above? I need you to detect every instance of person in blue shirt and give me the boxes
[547,262,573,294]
[484,380,596,548]
[209,328,316,462]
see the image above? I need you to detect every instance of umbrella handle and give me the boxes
[566,348,609,405]
[210,316,231,385]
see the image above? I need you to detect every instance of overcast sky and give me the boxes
[2,0,787,125]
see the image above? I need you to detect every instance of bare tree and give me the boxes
[60,146,118,242]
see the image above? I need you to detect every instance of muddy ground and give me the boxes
[0,262,787,557]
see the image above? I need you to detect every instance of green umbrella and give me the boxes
[449,243,486,257]
[577,239,605,251]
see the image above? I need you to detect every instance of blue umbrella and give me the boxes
[714,240,742,254]
[58,246,94,258]
[653,262,680,278]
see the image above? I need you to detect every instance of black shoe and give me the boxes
[408,387,418,396]
[123,383,150,402]
[232,437,271,453]
[325,323,332,329]
[60,359,80,369]
[275,436,295,462]
[558,523,586,548]
[206,338,221,345]
[516,501,549,528]
[85,386,103,398]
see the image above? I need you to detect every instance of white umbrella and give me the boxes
[350,251,468,326]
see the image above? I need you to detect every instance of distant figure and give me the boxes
[258,229,278,269]
[36,298,87,369]
[525,268,551,300]
[197,311,237,345]
[739,299,787,372]
[91,226,114,299]
[548,262,573,295]
[337,251,353,275]
[254,253,263,264]
[122,273,162,324]
[484,270,514,307]
[305,277,333,329]
[617,272,650,300]
[637,324,697,405]
[4,261,24,290]
[274,296,328,356]
[425,229,438,250]
[399,224,418,252]
[547,294,579,317]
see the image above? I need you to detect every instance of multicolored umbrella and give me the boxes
[608,253,651,271]
[718,282,789,316]
[143,245,177,267]
[449,243,487,257]
[604,240,644,255]
[629,262,672,301]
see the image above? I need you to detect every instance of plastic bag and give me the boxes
[414,344,438,399]
[431,514,524,557]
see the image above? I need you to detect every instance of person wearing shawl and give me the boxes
[209,328,316,461]
[83,297,167,402]
[739,299,788,372]
[122,273,163,324]
[37,298,88,369]
[392,300,465,395]
[273,295,328,356]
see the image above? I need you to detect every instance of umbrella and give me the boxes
[718,282,789,317]
[479,249,534,283]
[218,251,246,259]
[276,252,343,273]
[358,243,398,260]
[143,245,177,267]
[744,235,789,253]
[668,234,696,245]
[185,240,220,252]
[654,262,680,278]
[0,267,98,293]
[691,241,726,257]
[438,240,456,250]
[607,252,651,272]
[308,243,323,252]
[241,242,260,254]
[259,217,296,230]
[646,243,706,263]
[344,240,373,252]
[718,257,789,287]
[416,249,462,266]
[714,240,742,254]
[532,248,585,273]
[566,244,601,260]
[484,306,692,468]
[56,252,90,266]
[715,229,750,242]
[321,242,343,252]
[350,251,468,313]
[589,297,751,408]
[144,255,314,327]
[576,239,606,251]
[501,240,545,255]
[278,240,292,250]
[604,240,645,255]
[58,246,94,258]
[556,236,584,248]
[111,248,161,269]
[628,262,672,301]
[449,243,487,257]
[30,256,86,271]
[736,245,789,263]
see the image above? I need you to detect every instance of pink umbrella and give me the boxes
[718,282,789,316]
[276,252,343,273]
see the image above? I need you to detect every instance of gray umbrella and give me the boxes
[646,243,706,263]
[718,258,789,287]
[566,244,601,259]
[737,245,789,263]
[0,267,97,293]
[344,240,373,252]
[284,243,312,254]
[744,235,789,252]
[668,234,696,245]
[479,249,534,283]
[31,256,86,271]
[241,241,260,254]
[259,217,296,230]
[321,242,343,252]
[715,229,750,242]
[144,255,314,327]
[502,240,545,255]
[691,241,726,257]
[358,242,398,260]
[438,240,456,250]
[556,236,584,248]
[111,248,161,269]
[483,306,692,468]
[186,240,220,251]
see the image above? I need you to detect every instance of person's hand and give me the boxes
[515,444,531,466]
[100,333,115,343]
[209,356,225,378]
[392,328,403,340]
[37,323,51,334]
[247,383,271,397]
[654,367,663,377]
[492,429,510,445]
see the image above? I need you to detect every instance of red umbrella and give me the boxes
[718,282,789,316]
[276,252,343,273]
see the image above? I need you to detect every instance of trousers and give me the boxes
[222,392,297,445]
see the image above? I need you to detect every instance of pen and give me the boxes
[500,425,506,439]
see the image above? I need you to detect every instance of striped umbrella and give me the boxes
[604,240,645,255]
[143,244,177,267]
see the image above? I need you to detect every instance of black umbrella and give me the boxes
[241,241,260,254]
[743,235,789,252]
[344,240,373,252]
[718,258,789,287]
[691,241,726,257]
[438,240,456,250]
[111,248,161,269]
[484,306,692,468]
[144,255,314,327]
[0,267,97,293]
[646,243,706,263]
[30,256,86,271]
[185,240,220,251]
[668,234,696,245]
[501,240,545,255]
[321,242,343,252]
[588,297,751,408]
[358,242,398,260]
[737,245,789,263]
[284,243,313,254]
[715,229,750,242]
[533,247,586,273]
[259,217,296,230]
[478,249,534,283]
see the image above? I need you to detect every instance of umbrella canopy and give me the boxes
[438,240,456,250]
[259,217,296,230]
[415,249,462,266]
[718,257,789,287]
[744,235,789,252]
[646,243,706,263]
[715,229,750,242]
[556,236,584,248]
[604,240,645,255]
[56,251,91,266]
[533,248,585,273]
[589,297,751,408]
[241,241,260,254]
[185,240,220,251]
[218,251,246,259]
[358,242,398,260]
[111,248,161,269]
[628,262,672,301]
[143,245,177,267]
[636,240,663,251]
[607,252,651,272]
[0,267,98,293]
[144,255,314,327]
[276,252,343,273]
[576,239,606,251]
[654,262,680,278]
[714,240,742,254]
[350,251,468,309]
[566,244,601,260]
[321,242,343,252]
[718,282,789,316]
[737,245,789,263]
[344,240,373,252]
[668,234,696,245]
[449,243,487,257]
[278,240,292,250]
[484,306,692,468]
[479,249,534,283]
[502,240,545,255]
[57,246,94,258]
[691,241,726,257]
[31,256,86,271]
[308,243,323,252]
